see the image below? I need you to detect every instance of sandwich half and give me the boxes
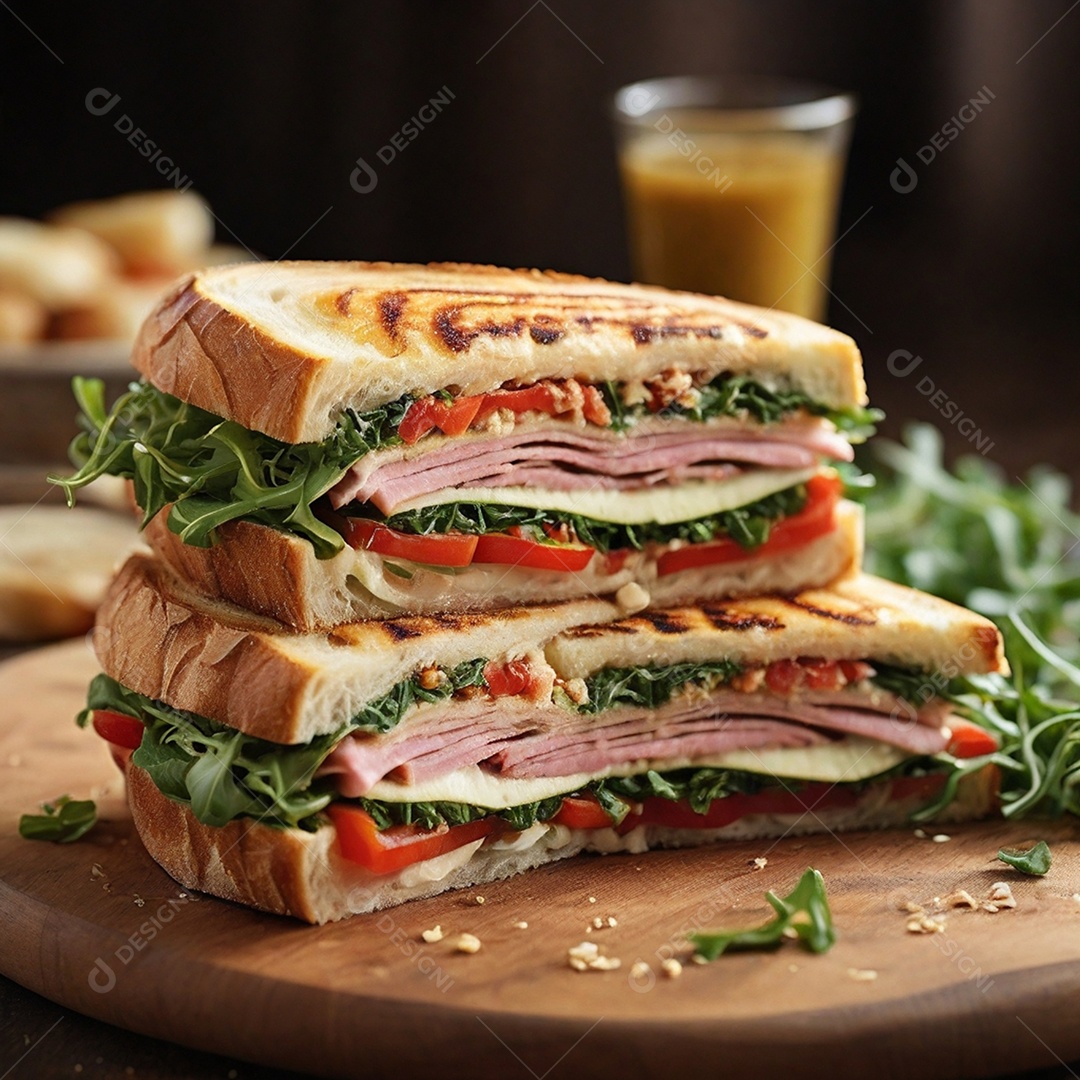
[86,553,1006,924]
[56,261,875,625]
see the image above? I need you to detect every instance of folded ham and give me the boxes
[330,417,854,515]
[319,685,951,798]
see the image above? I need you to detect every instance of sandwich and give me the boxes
[84,552,1006,923]
[54,261,877,626]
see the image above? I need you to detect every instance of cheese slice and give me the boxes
[364,736,912,809]
[391,467,818,525]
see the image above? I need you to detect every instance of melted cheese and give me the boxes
[364,736,911,809]
[391,467,817,524]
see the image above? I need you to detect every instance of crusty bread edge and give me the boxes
[127,763,998,924]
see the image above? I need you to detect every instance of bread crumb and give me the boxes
[567,940,620,972]
[987,882,1016,909]
[630,960,651,980]
[513,920,528,929]
[751,857,768,870]
[982,902,999,913]
[90,864,105,879]
[900,901,925,914]
[781,926,799,940]
[474,896,485,905]
[944,890,977,909]
[454,933,481,954]
[913,828,927,839]
[906,914,946,934]
[421,925,444,944]
[690,954,709,965]
[615,582,650,611]
[591,916,604,930]
[848,968,878,982]
[606,916,617,928]
[132,894,145,908]
[588,896,597,904]
[931,833,951,843]
[661,958,682,979]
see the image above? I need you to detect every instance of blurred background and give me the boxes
[1,0,1078,475]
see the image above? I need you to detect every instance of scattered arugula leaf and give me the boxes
[997,840,1052,876]
[689,868,836,959]
[19,795,97,843]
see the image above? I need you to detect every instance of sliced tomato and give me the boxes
[483,659,532,697]
[475,384,561,421]
[472,532,595,572]
[764,659,802,695]
[398,397,443,444]
[328,805,505,875]
[656,472,843,578]
[437,394,484,435]
[551,794,614,830]
[91,710,144,750]
[801,659,845,692]
[946,719,999,759]
[343,518,478,567]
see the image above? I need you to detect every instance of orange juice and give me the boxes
[620,131,845,321]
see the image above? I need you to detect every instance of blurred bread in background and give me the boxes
[0,189,257,346]
[0,504,140,641]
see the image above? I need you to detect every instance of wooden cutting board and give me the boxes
[2,642,1079,1080]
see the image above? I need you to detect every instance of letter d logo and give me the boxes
[350,156,378,194]
[88,957,116,994]
[890,156,918,194]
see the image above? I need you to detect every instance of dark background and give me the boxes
[2,0,1079,477]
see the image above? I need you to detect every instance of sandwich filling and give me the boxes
[82,654,997,877]
[56,373,877,584]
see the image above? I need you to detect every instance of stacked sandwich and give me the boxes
[60,262,1006,923]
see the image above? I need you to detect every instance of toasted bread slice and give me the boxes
[132,261,866,443]
[548,574,1007,678]
[143,499,863,627]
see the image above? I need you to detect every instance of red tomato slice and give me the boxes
[328,805,504,875]
[656,472,842,578]
[946,719,999,759]
[398,397,442,445]
[483,659,531,697]
[764,659,802,695]
[343,518,478,567]
[437,394,484,435]
[475,384,560,421]
[472,532,595,572]
[91,710,144,750]
[551,794,614,830]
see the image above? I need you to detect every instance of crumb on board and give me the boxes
[421,925,444,944]
[944,890,977,909]
[90,864,105,879]
[751,857,768,870]
[931,834,951,843]
[588,896,597,904]
[630,960,651,981]
[906,913,947,934]
[474,895,485,905]
[513,920,528,929]
[848,968,879,982]
[913,828,927,839]
[454,933,481,954]
[567,941,620,972]
[661,958,682,979]
[986,882,1016,910]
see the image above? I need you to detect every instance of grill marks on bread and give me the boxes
[332,285,770,358]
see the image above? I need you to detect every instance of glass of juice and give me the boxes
[613,77,856,322]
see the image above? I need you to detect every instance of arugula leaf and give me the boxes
[690,868,836,959]
[855,423,1080,820]
[19,795,97,843]
[601,373,882,441]
[577,660,743,713]
[997,840,1052,876]
[382,484,808,554]
[51,379,411,558]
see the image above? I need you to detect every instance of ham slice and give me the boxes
[329,418,853,515]
[318,686,951,798]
